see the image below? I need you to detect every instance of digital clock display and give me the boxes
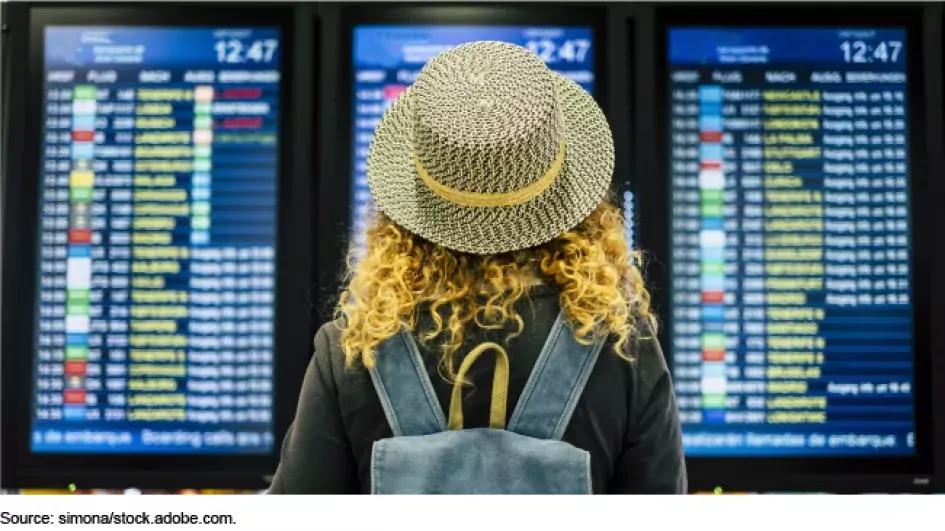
[214,38,279,64]
[524,38,592,64]
[839,40,903,64]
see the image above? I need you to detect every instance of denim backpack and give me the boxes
[368,311,606,494]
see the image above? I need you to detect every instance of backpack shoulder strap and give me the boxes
[507,311,606,440]
[369,330,447,436]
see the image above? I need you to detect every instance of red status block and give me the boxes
[702,290,725,304]
[700,161,723,170]
[63,389,87,404]
[64,361,87,376]
[68,229,92,244]
[222,88,262,99]
[702,349,726,362]
[71,131,95,142]
[384,85,407,101]
[699,131,723,142]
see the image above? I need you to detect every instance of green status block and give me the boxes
[66,302,90,316]
[192,216,211,230]
[701,261,725,275]
[73,86,97,100]
[67,290,90,306]
[702,394,727,409]
[701,203,724,217]
[193,158,212,172]
[65,346,89,360]
[191,202,211,216]
[70,187,93,203]
[700,189,724,203]
[702,333,726,350]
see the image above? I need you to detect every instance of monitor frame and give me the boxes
[637,2,938,493]
[932,2,945,495]
[319,2,612,305]
[0,3,311,490]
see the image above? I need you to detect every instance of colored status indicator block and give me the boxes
[193,130,213,146]
[69,187,93,203]
[192,173,211,187]
[71,143,94,160]
[64,361,88,376]
[702,394,726,409]
[65,375,86,389]
[69,171,94,188]
[65,315,90,334]
[71,130,95,142]
[65,346,89,360]
[699,85,723,102]
[67,229,92,244]
[702,290,724,304]
[192,202,211,216]
[384,84,407,101]
[700,246,725,262]
[701,261,725,276]
[66,333,89,347]
[699,169,724,189]
[194,116,213,130]
[702,409,726,424]
[192,216,211,230]
[71,115,95,132]
[72,85,97,100]
[699,130,723,142]
[701,305,725,322]
[72,100,97,115]
[67,245,91,258]
[702,349,725,362]
[66,300,90,316]
[63,406,87,421]
[699,229,725,248]
[701,333,725,351]
[63,389,87,405]
[193,158,212,172]
[195,86,215,103]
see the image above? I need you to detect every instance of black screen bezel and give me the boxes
[1,4,304,490]
[644,3,935,492]
[323,2,611,292]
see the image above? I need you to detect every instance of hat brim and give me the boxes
[366,74,614,255]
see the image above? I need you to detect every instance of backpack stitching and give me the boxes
[551,338,605,440]
[507,315,565,432]
[371,442,380,494]
[370,368,404,436]
[585,451,593,494]
[401,332,447,431]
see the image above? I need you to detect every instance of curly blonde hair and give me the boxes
[335,200,656,380]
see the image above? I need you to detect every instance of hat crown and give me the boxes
[411,41,563,195]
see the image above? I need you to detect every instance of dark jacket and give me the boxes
[269,285,687,494]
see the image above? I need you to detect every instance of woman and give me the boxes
[270,41,686,494]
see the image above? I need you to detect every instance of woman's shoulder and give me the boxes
[312,319,349,376]
[314,318,345,346]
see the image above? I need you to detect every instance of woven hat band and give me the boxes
[412,141,566,208]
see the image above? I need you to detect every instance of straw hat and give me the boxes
[366,41,614,255]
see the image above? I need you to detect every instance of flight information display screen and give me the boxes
[667,28,914,456]
[32,26,281,454]
[349,25,628,256]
